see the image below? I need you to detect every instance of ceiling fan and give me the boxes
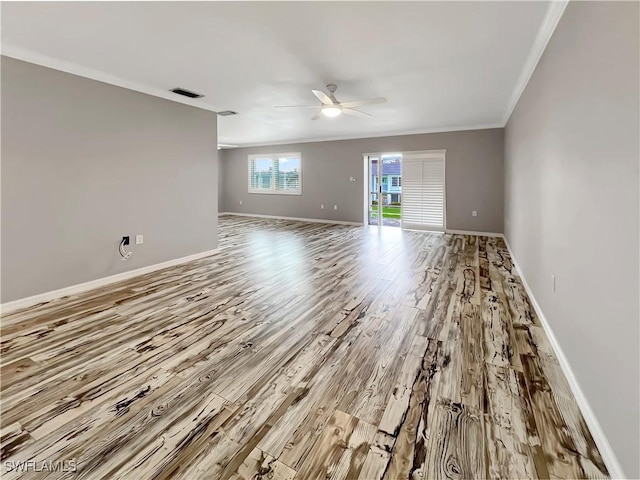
[275,84,387,120]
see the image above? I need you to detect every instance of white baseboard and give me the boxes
[219,214,503,236]
[503,236,626,479]
[1,249,219,315]
[219,212,363,226]
[446,229,505,238]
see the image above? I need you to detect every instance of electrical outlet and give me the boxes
[349,176,356,182]
[136,235,144,245]
[333,205,338,210]
[122,236,130,246]
[320,204,324,209]
[472,210,478,217]
[239,200,243,205]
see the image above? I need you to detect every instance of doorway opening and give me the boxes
[366,154,402,227]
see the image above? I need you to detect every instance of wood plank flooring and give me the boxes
[0,215,608,479]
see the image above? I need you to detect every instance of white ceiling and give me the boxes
[1,2,560,146]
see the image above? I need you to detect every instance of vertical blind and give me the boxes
[401,153,445,231]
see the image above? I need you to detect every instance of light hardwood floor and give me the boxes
[1,215,608,479]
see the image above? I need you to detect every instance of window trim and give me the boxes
[248,152,302,195]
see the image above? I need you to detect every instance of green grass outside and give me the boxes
[370,205,401,219]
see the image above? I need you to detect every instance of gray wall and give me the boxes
[220,128,504,232]
[504,2,639,477]
[218,148,226,213]
[1,57,219,303]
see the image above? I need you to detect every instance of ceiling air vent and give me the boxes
[170,88,204,99]
[217,110,238,116]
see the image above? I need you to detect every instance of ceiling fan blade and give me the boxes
[312,89,334,105]
[311,111,323,120]
[275,105,321,109]
[342,108,372,118]
[339,97,387,108]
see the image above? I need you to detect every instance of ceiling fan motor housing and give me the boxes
[326,84,338,102]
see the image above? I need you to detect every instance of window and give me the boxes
[248,153,302,195]
[392,176,401,187]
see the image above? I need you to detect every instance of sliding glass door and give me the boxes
[367,154,402,227]
[368,156,380,225]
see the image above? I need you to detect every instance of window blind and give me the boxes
[401,155,445,231]
[249,157,273,192]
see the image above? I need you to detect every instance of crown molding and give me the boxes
[502,0,569,125]
[221,123,505,149]
[3,0,567,147]
[1,45,222,113]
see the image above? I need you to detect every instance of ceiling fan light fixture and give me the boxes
[321,106,342,117]
[277,84,386,120]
